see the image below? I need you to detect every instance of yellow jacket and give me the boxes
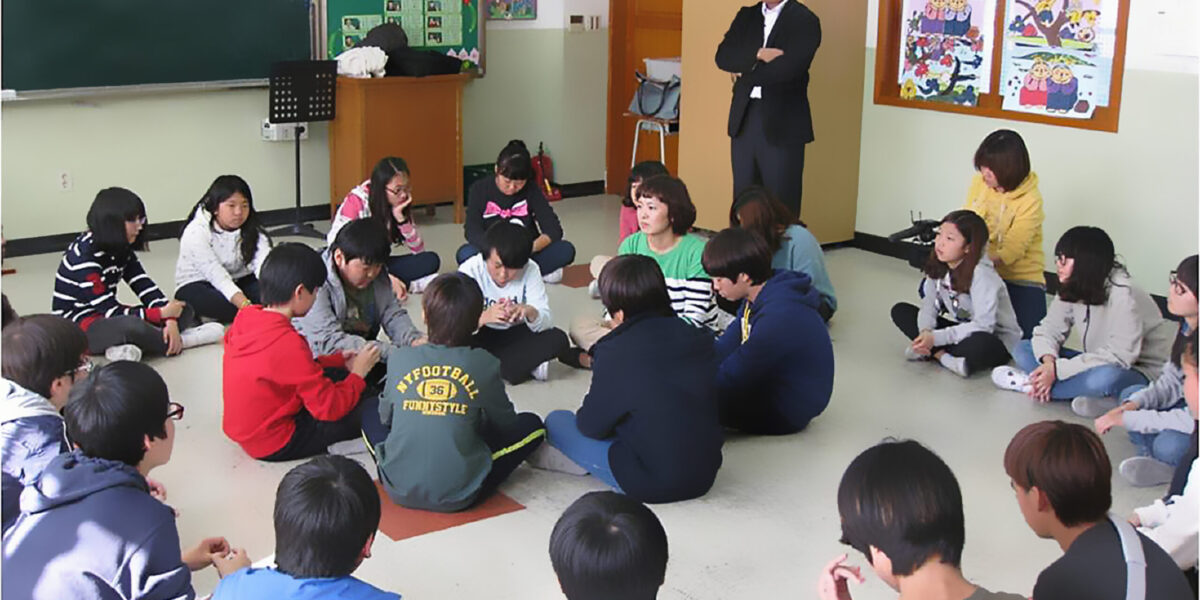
[963,172,1045,285]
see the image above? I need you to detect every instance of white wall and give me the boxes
[856,2,1200,294]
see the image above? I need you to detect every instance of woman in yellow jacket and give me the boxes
[964,129,1045,338]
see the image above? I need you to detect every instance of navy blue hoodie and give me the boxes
[714,269,834,433]
[2,451,192,600]
[578,312,724,503]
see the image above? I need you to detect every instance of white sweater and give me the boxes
[1135,457,1199,569]
[458,254,552,332]
[174,210,270,300]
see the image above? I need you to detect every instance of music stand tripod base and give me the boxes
[267,60,337,240]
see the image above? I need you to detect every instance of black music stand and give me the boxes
[267,60,337,239]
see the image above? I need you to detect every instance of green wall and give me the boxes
[0,28,608,240]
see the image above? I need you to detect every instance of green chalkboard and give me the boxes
[2,0,313,93]
[327,0,483,69]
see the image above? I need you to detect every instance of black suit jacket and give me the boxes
[715,1,821,146]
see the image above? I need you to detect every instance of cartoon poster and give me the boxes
[999,0,1118,119]
[897,0,997,106]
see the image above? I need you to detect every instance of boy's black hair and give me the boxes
[332,218,391,266]
[1,314,88,398]
[367,157,413,244]
[1054,226,1122,306]
[63,362,170,467]
[549,491,668,600]
[186,175,269,266]
[87,187,148,255]
[701,227,773,285]
[635,175,696,236]
[423,273,484,346]
[496,139,533,182]
[598,255,673,319]
[837,439,965,577]
[482,221,533,269]
[973,129,1031,192]
[274,455,382,579]
[259,243,329,306]
[624,161,669,208]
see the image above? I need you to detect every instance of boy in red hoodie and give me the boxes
[223,243,381,461]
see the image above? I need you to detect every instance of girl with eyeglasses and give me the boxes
[52,188,224,362]
[1086,255,1198,488]
[992,226,1175,406]
[891,210,1022,377]
[329,157,441,301]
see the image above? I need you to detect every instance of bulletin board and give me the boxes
[874,0,1130,132]
[327,0,484,70]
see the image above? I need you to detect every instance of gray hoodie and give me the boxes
[918,256,1023,352]
[1124,323,1194,435]
[293,249,421,359]
[1031,269,1174,380]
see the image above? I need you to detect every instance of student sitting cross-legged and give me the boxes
[212,455,400,599]
[543,255,724,503]
[294,218,424,376]
[363,273,546,512]
[703,227,833,435]
[0,314,89,533]
[459,221,570,384]
[891,210,1022,378]
[1004,420,1193,599]
[223,243,382,462]
[549,491,669,600]
[2,362,251,600]
[818,439,1024,600]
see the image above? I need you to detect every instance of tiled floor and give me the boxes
[1,195,1165,598]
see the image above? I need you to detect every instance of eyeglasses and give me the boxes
[1170,271,1187,294]
[65,359,93,378]
[127,216,147,226]
[166,402,185,421]
[385,185,411,196]
[1054,254,1070,266]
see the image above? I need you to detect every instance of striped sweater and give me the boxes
[52,232,168,328]
[327,180,425,252]
[618,232,725,333]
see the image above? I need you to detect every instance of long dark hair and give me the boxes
[87,187,148,256]
[923,210,988,293]
[367,157,412,244]
[730,186,799,256]
[624,161,669,208]
[186,175,267,266]
[1054,226,1123,305]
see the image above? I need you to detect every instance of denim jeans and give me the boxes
[1128,429,1194,467]
[1012,339,1149,401]
[544,410,622,491]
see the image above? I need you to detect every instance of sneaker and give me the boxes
[991,366,1032,393]
[1119,456,1175,487]
[531,361,550,381]
[180,322,225,349]
[587,279,600,299]
[938,353,969,377]
[542,268,563,284]
[1071,396,1119,418]
[326,438,368,456]
[104,344,142,362]
[409,273,438,294]
[903,346,930,361]
[526,444,588,475]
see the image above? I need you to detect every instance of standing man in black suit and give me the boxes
[716,1,821,218]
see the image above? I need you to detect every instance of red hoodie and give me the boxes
[222,306,365,458]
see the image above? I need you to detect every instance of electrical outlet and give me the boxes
[56,171,72,192]
[261,119,309,142]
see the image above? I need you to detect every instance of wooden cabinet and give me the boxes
[329,74,470,223]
